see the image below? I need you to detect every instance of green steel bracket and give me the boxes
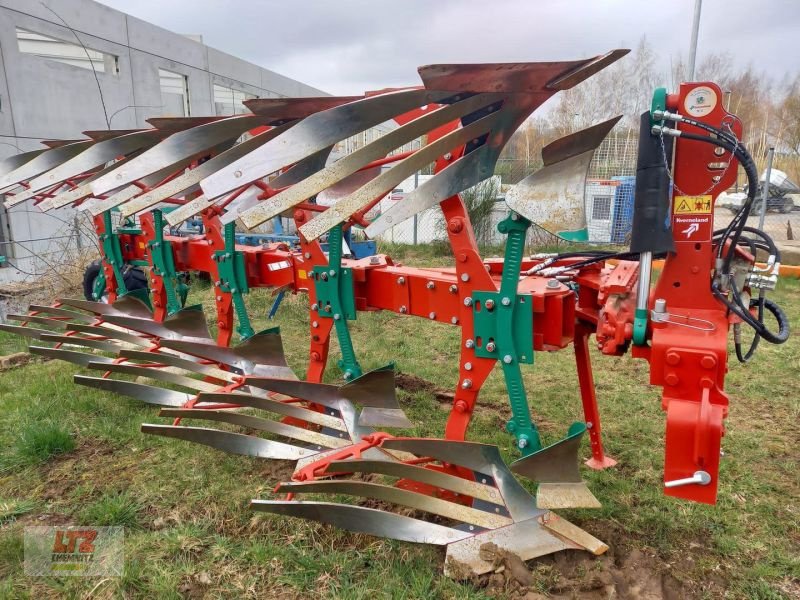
[471,212,540,455]
[312,224,362,380]
[633,307,649,346]
[214,222,255,340]
[650,87,667,126]
[147,209,183,316]
[98,210,127,295]
[91,269,107,301]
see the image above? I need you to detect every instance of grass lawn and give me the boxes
[0,248,798,599]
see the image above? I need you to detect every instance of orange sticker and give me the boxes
[298,269,307,280]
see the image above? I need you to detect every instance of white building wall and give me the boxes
[0,0,327,282]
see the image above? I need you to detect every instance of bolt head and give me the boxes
[399,305,407,314]
[343,370,353,380]
[451,316,459,324]
[333,313,341,320]
[304,252,312,259]
[444,152,452,160]
[503,355,513,364]
[329,269,336,277]
[547,279,560,289]
[485,299,495,310]
[465,339,475,349]
[397,277,405,285]
[426,281,435,289]
[463,297,473,307]
[486,342,496,352]
[428,312,436,320]
[311,303,319,311]
[464,362,472,371]
[501,297,511,306]
[518,438,528,449]
[460,273,470,282]
[461,379,472,389]
[312,321,318,328]
[449,285,458,293]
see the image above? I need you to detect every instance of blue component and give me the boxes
[268,290,286,319]
[610,175,636,244]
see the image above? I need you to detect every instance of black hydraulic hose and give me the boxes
[676,130,760,271]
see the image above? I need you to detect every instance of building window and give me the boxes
[16,28,118,74]
[159,69,190,117]
[213,84,256,116]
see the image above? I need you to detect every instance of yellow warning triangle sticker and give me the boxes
[678,199,691,212]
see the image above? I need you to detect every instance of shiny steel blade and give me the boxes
[141,424,318,460]
[27,304,95,322]
[58,295,153,320]
[25,129,163,197]
[245,96,363,118]
[39,334,120,352]
[510,422,586,484]
[0,148,46,178]
[81,141,233,215]
[6,313,71,329]
[416,50,628,93]
[75,375,191,406]
[324,459,503,505]
[160,330,294,378]
[118,349,234,382]
[381,438,541,521]
[235,93,502,229]
[90,115,272,196]
[37,147,150,211]
[120,121,297,218]
[159,409,350,449]
[277,480,512,529]
[250,500,471,545]
[85,361,219,392]
[0,139,97,192]
[196,392,344,430]
[64,323,151,346]
[365,98,530,238]
[0,323,53,340]
[505,116,621,239]
[29,345,114,367]
[300,110,502,240]
[201,89,452,202]
[103,305,211,341]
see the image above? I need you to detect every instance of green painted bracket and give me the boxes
[98,210,127,295]
[147,210,183,315]
[313,224,362,380]
[214,222,255,340]
[472,213,541,455]
[650,87,667,126]
[91,269,107,301]
[633,307,649,346]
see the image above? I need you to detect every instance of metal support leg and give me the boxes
[575,323,617,469]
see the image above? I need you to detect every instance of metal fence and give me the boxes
[370,128,798,251]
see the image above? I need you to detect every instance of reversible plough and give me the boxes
[0,50,791,575]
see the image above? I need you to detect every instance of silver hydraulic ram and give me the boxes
[630,108,675,345]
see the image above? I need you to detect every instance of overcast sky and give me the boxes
[99,0,800,95]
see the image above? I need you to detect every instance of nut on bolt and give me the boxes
[397,277,405,285]
[461,379,472,389]
[465,339,475,349]
[486,342,496,352]
[449,284,458,293]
